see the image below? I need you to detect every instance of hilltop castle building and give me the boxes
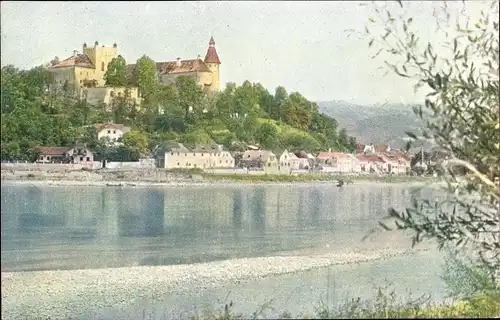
[48,37,221,96]
[127,36,221,92]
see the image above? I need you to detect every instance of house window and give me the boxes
[185,153,187,156]
[177,152,180,156]
[220,160,222,164]
[39,156,44,160]
[201,153,204,156]
[171,152,174,156]
[86,157,90,161]
[177,162,180,166]
[47,156,51,160]
[101,61,105,71]
[107,130,111,134]
[80,157,84,161]
[113,130,116,134]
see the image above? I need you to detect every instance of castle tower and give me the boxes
[82,41,119,87]
[204,36,221,91]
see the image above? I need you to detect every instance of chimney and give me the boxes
[83,42,87,49]
[176,57,181,67]
[73,50,78,57]
[197,54,201,60]
[94,41,99,47]
[113,43,117,48]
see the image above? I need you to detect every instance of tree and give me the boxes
[175,76,203,121]
[256,122,279,149]
[104,55,127,87]
[122,130,149,159]
[274,86,288,121]
[363,0,500,284]
[280,131,321,152]
[135,55,158,102]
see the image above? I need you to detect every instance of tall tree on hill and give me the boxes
[135,55,158,103]
[104,55,127,87]
[274,86,288,121]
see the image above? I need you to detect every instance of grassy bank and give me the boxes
[201,172,437,184]
[188,290,500,319]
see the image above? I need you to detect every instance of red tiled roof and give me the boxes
[51,54,95,69]
[204,37,221,64]
[159,59,211,74]
[38,147,71,156]
[356,154,383,163]
[126,58,212,78]
[317,152,349,159]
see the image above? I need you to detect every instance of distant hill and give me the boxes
[317,101,424,149]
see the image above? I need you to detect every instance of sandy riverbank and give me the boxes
[1,247,430,320]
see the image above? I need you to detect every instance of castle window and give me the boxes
[101,62,105,71]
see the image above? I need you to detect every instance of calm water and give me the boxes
[1,183,434,272]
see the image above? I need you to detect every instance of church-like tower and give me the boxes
[204,36,221,91]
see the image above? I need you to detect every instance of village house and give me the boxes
[94,123,131,145]
[155,142,235,169]
[316,149,358,173]
[355,154,385,174]
[382,152,411,175]
[37,146,94,164]
[240,150,279,174]
[294,151,312,170]
[278,150,301,173]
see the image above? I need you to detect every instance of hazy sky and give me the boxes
[0,1,489,105]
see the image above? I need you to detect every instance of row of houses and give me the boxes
[33,121,412,175]
[236,148,411,175]
[34,142,411,175]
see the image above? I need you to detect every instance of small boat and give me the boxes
[106,183,123,187]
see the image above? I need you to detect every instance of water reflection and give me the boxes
[1,184,436,271]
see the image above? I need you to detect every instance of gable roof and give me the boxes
[38,147,71,155]
[242,150,276,162]
[51,54,95,69]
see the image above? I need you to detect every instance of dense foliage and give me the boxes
[1,57,356,162]
[363,0,499,286]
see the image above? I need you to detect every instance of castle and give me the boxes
[48,37,221,105]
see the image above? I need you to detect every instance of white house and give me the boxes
[279,150,301,173]
[95,123,131,145]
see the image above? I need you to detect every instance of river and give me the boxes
[1,182,448,319]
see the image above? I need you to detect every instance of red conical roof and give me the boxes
[204,36,221,64]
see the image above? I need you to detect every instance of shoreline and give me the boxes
[0,178,440,188]
[1,247,430,319]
